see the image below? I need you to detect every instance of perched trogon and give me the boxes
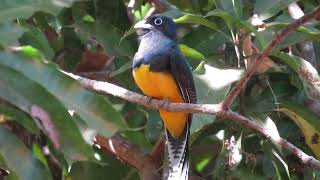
[132,15,197,180]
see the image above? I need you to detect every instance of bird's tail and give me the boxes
[163,125,189,180]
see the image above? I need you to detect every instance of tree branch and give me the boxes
[94,135,161,180]
[64,72,320,169]
[222,6,320,110]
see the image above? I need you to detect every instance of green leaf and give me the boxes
[254,0,298,20]
[194,64,244,104]
[212,137,228,178]
[264,22,320,48]
[0,0,80,22]
[250,114,282,150]
[19,22,54,60]
[0,62,94,161]
[179,44,206,61]
[75,21,136,58]
[272,150,291,179]
[109,61,131,78]
[183,28,229,57]
[67,161,109,180]
[145,110,163,143]
[83,15,95,22]
[272,51,320,101]
[174,14,217,30]
[205,9,235,29]
[268,22,320,40]
[18,45,43,59]
[0,128,52,180]
[0,52,126,137]
[191,64,243,133]
[230,168,267,180]
[246,81,297,113]
[67,154,138,180]
[0,22,25,47]
[93,0,132,31]
[121,131,153,151]
[0,104,39,134]
[279,102,320,158]
[212,0,242,17]
[261,143,278,178]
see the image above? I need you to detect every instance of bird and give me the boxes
[132,15,197,180]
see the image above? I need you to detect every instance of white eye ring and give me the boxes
[154,18,163,25]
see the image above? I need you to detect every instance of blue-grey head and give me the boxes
[134,15,177,41]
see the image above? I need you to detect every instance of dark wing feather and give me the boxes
[169,51,197,105]
[162,49,196,180]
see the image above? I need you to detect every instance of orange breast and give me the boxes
[133,64,187,138]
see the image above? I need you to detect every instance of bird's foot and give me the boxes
[146,96,154,105]
[160,98,170,109]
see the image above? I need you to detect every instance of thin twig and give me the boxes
[65,72,320,169]
[222,7,320,110]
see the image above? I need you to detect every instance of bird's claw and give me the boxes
[160,98,170,109]
[146,96,153,105]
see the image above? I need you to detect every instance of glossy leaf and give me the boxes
[0,52,126,137]
[0,63,94,161]
[179,44,206,61]
[191,63,243,133]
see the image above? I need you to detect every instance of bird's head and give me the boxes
[134,15,177,41]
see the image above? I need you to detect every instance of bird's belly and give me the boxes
[133,64,188,138]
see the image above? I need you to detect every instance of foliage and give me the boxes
[0,0,320,179]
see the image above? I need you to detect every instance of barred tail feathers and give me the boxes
[164,127,189,180]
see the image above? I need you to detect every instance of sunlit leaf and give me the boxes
[179,44,206,61]
[250,114,281,147]
[191,63,243,133]
[194,63,244,103]
[278,102,320,158]
[19,22,55,60]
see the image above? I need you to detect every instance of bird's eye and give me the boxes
[154,18,163,25]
